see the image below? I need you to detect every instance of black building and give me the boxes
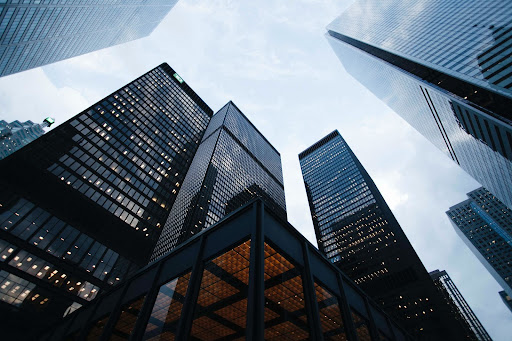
[0,63,212,338]
[429,270,491,341]
[42,200,411,341]
[151,101,286,260]
[299,131,473,340]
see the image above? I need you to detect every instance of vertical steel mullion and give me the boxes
[246,200,265,340]
[302,242,324,340]
[129,260,165,341]
[74,296,104,341]
[175,235,207,340]
[98,280,131,341]
[363,297,381,341]
[336,273,359,341]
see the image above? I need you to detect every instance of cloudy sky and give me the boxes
[0,0,510,339]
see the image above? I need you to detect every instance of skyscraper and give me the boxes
[429,269,491,341]
[499,291,512,314]
[299,130,474,340]
[0,1,178,77]
[447,187,512,301]
[0,117,54,159]
[326,0,512,210]
[0,63,212,338]
[152,101,286,260]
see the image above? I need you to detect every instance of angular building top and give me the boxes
[0,0,178,77]
[447,187,512,297]
[326,0,512,210]
[0,63,212,338]
[429,269,491,341]
[152,101,286,260]
[300,130,474,339]
[0,118,53,160]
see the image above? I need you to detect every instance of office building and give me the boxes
[0,117,54,159]
[429,269,491,341]
[447,187,512,298]
[499,291,512,314]
[0,63,212,338]
[152,101,286,260]
[41,200,410,341]
[326,0,512,209]
[0,1,178,77]
[299,131,473,339]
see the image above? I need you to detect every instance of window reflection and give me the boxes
[143,272,191,340]
[314,281,347,340]
[110,295,147,340]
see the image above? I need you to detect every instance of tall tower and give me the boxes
[326,0,512,210]
[0,63,212,338]
[0,117,54,160]
[447,187,512,303]
[152,101,286,260]
[429,269,491,341]
[299,130,474,340]
[0,1,178,77]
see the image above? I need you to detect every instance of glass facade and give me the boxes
[447,187,512,299]
[326,0,512,210]
[41,200,410,341]
[0,119,49,160]
[299,131,476,340]
[0,63,212,338]
[151,101,286,260]
[0,0,178,77]
[429,269,491,341]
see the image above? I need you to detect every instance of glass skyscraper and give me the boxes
[152,101,286,260]
[299,130,475,340]
[447,187,512,305]
[0,63,212,338]
[0,117,54,160]
[429,269,491,341]
[0,0,178,77]
[326,0,512,210]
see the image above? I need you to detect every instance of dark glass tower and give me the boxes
[429,269,491,341]
[326,0,512,210]
[0,117,54,160]
[0,63,212,338]
[299,130,474,340]
[447,187,512,302]
[0,1,178,77]
[152,101,286,260]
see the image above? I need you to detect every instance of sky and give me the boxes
[0,0,510,339]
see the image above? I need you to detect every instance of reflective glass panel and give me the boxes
[314,282,347,340]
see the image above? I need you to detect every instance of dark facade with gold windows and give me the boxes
[0,63,212,339]
[299,131,476,340]
[42,200,411,341]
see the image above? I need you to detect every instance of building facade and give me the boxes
[326,0,512,210]
[447,187,512,300]
[41,200,411,341]
[299,131,474,340]
[0,117,54,160]
[151,101,286,260]
[429,269,491,341]
[0,0,178,77]
[499,291,512,314]
[0,63,212,338]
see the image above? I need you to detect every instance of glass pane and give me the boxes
[314,282,347,340]
[263,243,309,340]
[190,240,250,340]
[352,310,372,341]
[110,295,146,340]
[143,271,191,340]
[86,315,109,341]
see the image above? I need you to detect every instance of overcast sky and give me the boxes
[0,0,510,339]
